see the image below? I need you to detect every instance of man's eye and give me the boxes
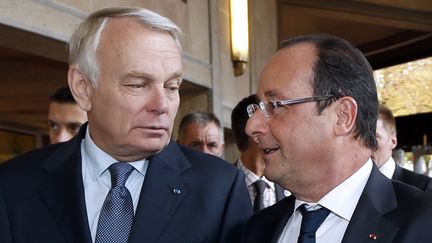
[190,142,200,148]
[69,124,82,132]
[167,86,179,92]
[208,143,218,148]
[126,84,146,88]
[48,122,59,130]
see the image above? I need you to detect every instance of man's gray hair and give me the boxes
[178,112,225,144]
[68,7,182,86]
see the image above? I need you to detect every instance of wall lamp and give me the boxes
[230,0,249,76]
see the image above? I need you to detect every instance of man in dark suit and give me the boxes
[231,95,288,212]
[243,34,432,242]
[373,104,432,192]
[0,7,252,243]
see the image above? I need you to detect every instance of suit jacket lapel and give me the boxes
[392,165,403,181]
[38,124,92,243]
[271,196,295,243]
[342,165,399,243]
[129,141,190,243]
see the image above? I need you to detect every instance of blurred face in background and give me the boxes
[48,102,87,144]
[178,121,224,157]
[372,118,397,167]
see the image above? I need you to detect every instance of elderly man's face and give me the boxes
[48,102,87,144]
[372,118,397,167]
[82,18,182,161]
[179,122,224,157]
[246,43,336,190]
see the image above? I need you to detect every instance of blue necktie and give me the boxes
[297,204,331,243]
[95,162,134,243]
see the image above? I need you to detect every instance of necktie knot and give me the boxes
[253,179,267,193]
[298,204,331,243]
[109,162,134,188]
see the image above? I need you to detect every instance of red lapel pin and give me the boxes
[368,233,378,240]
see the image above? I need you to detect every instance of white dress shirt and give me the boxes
[378,157,396,179]
[81,128,149,242]
[237,159,278,208]
[277,159,373,243]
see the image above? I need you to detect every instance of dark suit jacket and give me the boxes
[0,125,252,243]
[392,164,432,192]
[242,164,432,243]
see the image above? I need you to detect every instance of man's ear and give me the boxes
[390,132,398,150]
[68,64,93,112]
[334,97,357,136]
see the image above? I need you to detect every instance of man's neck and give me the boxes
[240,148,265,177]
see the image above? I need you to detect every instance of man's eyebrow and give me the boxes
[124,71,183,82]
[127,71,153,80]
[263,90,279,99]
[166,71,183,81]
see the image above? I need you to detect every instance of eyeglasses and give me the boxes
[246,95,339,118]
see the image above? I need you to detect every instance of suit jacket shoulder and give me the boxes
[392,165,432,192]
[343,165,432,243]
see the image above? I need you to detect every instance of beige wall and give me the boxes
[0,0,277,160]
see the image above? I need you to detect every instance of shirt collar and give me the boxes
[83,127,147,181]
[237,158,275,190]
[378,157,396,179]
[294,159,373,221]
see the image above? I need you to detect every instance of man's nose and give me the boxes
[55,129,74,143]
[147,87,168,115]
[246,110,268,142]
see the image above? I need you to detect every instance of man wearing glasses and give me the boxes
[242,34,432,243]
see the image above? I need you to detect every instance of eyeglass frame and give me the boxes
[246,94,340,118]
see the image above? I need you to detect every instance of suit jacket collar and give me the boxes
[342,164,399,243]
[392,164,404,181]
[128,141,191,243]
[39,123,92,243]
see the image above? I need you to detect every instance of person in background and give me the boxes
[177,111,224,157]
[0,7,252,243]
[48,85,87,144]
[231,94,288,212]
[373,103,432,191]
[243,34,432,243]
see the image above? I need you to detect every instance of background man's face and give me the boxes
[372,118,397,167]
[48,102,87,144]
[179,121,224,157]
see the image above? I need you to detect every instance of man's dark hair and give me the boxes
[231,94,258,151]
[49,85,76,104]
[282,34,378,150]
[178,111,224,142]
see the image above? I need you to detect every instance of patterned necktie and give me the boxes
[297,204,331,243]
[253,180,267,212]
[95,162,135,243]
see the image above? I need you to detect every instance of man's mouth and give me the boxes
[262,146,279,154]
